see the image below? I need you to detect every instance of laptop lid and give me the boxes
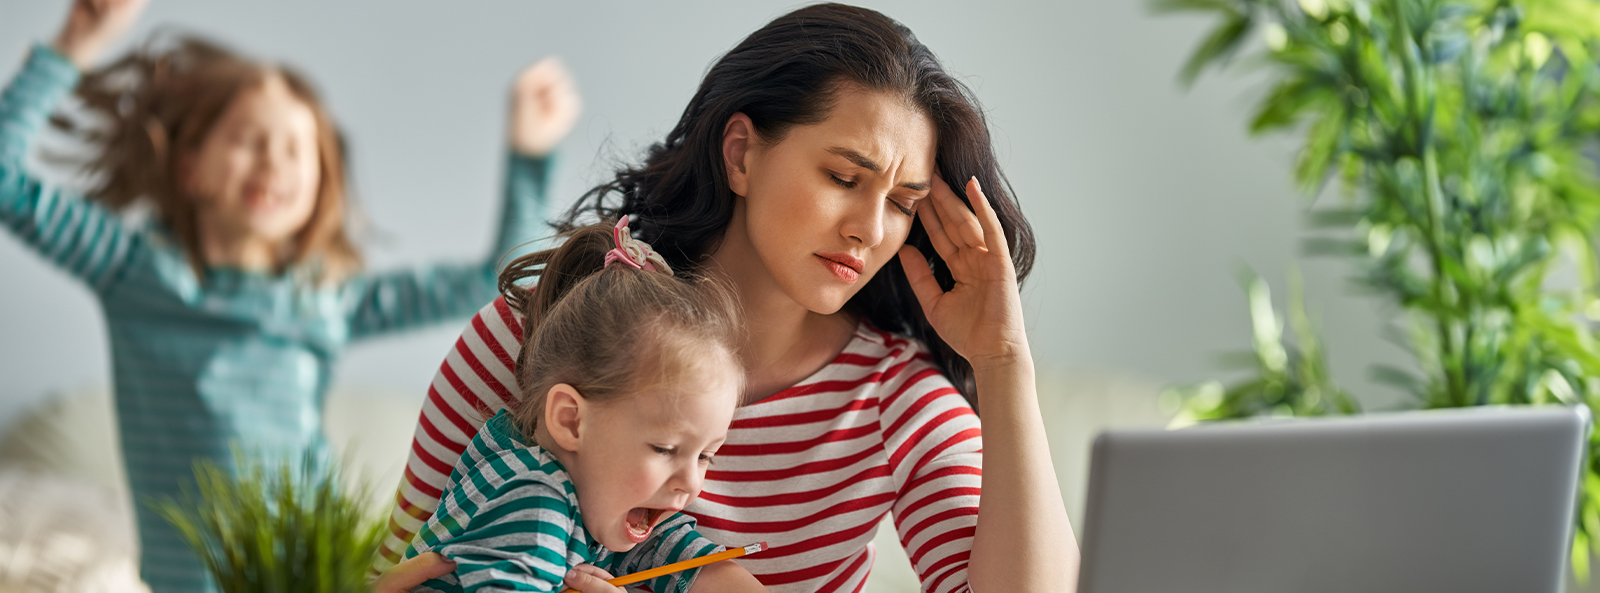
[1078,405,1588,593]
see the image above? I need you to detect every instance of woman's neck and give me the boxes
[707,207,858,403]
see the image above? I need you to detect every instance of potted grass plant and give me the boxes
[1158,0,1600,578]
[154,451,387,593]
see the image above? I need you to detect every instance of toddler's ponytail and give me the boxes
[498,218,741,435]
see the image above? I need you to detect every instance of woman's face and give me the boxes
[724,86,937,315]
[184,73,322,249]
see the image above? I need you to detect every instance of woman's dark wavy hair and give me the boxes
[513,3,1036,403]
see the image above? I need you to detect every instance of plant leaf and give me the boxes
[1180,14,1256,86]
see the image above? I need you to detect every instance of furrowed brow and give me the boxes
[827,147,881,172]
[828,147,930,191]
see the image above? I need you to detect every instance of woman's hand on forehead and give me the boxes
[897,175,1029,370]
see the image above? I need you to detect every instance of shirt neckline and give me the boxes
[744,322,876,408]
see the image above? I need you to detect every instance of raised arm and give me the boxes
[347,58,578,339]
[344,149,551,338]
[897,176,1078,592]
[1,0,148,293]
[0,49,74,166]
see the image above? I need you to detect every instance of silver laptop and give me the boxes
[1079,405,1589,593]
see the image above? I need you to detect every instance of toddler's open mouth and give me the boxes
[625,507,670,543]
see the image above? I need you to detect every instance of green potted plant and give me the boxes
[1159,0,1600,578]
[154,451,387,593]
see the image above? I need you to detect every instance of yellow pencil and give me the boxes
[568,542,768,592]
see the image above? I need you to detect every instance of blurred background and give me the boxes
[0,1,1414,591]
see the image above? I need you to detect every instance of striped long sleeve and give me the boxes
[346,153,552,339]
[0,44,137,292]
[376,298,986,593]
[408,411,721,593]
[608,512,723,593]
[883,358,983,592]
[420,477,584,591]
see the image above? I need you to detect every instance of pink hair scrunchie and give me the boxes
[603,216,673,274]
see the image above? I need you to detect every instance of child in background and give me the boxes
[0,1,580,591]
[403,218,766,593]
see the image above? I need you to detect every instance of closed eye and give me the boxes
[891,198,916,216]
[651,445,676,456]
[829,173,858,189]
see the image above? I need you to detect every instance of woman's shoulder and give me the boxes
[843,324,980,467]
[829,322,964,403]
[440,295,526,355]
[481,296,526,344]
[845,322,938,371]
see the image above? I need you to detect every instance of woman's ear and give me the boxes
[722,112,754,196]
[544,383,586,452]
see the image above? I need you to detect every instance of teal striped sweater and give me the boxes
[0,45,552,592]
[406,410,722,593]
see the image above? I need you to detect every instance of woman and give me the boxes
[376,4,1076,592]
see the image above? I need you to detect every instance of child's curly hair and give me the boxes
[50,33,360,282]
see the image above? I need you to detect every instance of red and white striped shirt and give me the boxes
[377,297,984,593]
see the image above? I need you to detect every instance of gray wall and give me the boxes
[0,1,1408,427]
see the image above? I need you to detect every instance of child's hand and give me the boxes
[509,57,582,158]
[52,0,150,68]
[561,563,624,593]
[369,552,456,593]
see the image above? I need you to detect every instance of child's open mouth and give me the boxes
[625,507,669,543]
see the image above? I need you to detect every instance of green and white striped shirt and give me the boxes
[0,44,554,592]
[405,410,723,593]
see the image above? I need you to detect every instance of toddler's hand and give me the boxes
[510,57,582,158]
[53,0,150,68]
[370,552,456,593]
[561,563,624,593]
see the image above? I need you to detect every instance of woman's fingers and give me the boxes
[964,176,1012,258]
[898,245,943,314]
[918,189,960,261]
[929,175,987,251]
[370,553,456,593]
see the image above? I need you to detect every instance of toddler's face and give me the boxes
[570,356,742,552]
[184,72,322,250]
